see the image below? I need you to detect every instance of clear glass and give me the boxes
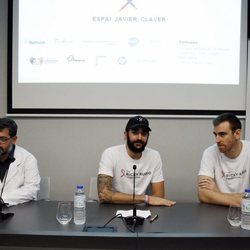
[227,205,241,227]
[56,202,72,225]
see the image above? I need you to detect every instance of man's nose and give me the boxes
[137,133,142,140]
[215,135,221,143]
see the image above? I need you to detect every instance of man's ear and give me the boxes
[11,135,18,144]
[234,129,241,139]
[124,131,127,140]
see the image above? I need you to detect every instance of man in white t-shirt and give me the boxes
[98,115,176,206]
[198,113,250,206]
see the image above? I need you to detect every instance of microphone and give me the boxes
[0,159,14,221]
[124,165,144,226]
[0,203,14,221]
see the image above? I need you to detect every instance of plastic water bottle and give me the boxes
[241,188,250,230]
[74,184,86,225]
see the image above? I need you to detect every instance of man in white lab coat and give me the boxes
[0,117,40,206]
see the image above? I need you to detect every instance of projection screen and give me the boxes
[7,0,248,116]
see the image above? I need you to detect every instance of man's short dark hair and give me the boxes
[0,118,18,137]
[213,113,241,132]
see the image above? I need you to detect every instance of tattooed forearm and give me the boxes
[97,174,142,204]
[98,174,112,192]
[97,174,115,202]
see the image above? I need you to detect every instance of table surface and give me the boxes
[0,201,250,249]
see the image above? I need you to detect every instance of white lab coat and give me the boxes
[0,145,40,206]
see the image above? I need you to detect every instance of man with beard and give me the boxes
[198,113,250,206]
[98,116,176,206]
[0,117,40,206]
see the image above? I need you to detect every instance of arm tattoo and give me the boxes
[97,174,115,202]
[98,174,113,193]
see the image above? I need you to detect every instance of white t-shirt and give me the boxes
[98,144,164,195]
[198,140,250,193]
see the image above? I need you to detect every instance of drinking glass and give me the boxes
[227,205,241,227]
[56,202,72,225]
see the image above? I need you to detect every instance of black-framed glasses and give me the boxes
[0,137,11,143]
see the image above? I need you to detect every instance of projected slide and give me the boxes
[18,0,241,85]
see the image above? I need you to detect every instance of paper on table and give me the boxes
[116,210,151,218]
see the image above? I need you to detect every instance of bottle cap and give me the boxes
[77,184,84,189]
[244,188,250,193]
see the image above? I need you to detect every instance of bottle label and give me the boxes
[74,195,85,208]
[242,199,250,212]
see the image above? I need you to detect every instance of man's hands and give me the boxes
[197,175,242,206]
[147,196,176,206]
[98,174,176,206]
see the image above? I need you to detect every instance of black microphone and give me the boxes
[124,165,144,225]
[0,159,14,221]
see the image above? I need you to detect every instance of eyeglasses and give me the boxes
[0,137,11,143]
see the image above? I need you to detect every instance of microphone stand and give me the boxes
[0,198,14,221]
[125,165,144,226]
[0,162,14,221]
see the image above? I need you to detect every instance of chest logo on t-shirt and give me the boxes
[120,169,151,178]
[221,169,246,180]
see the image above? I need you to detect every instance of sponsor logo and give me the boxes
[120,0,136,11]
[224,169,246,180]
[120,169,151,178]
[30,57,58,65]
[67,55,86,63]
[30,57,43,65]
[117,56,127,65]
